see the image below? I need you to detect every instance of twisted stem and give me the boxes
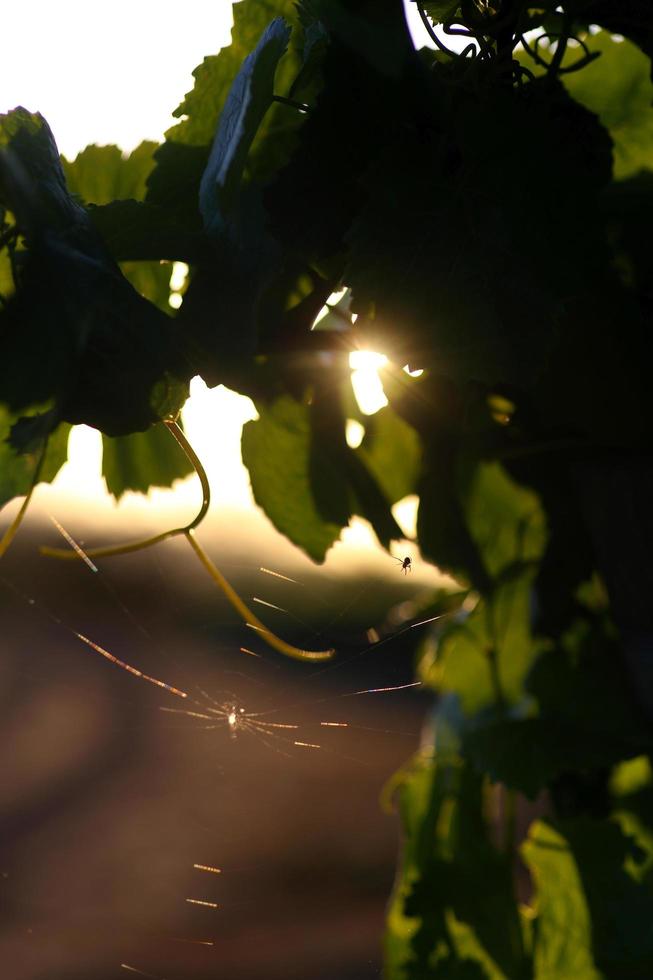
[0,439,47,559]
[41,418,334,662]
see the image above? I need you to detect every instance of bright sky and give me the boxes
[0,2,444,581]
[0,1,233,157]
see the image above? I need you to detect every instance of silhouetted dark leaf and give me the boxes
[0,109,183,436]
[464,717,647,799]
[199,17,290,236]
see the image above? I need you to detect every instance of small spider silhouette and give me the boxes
[394,555,412,575]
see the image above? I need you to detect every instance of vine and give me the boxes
[2,0,653,976]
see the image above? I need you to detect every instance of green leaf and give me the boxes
[288,18,328,101]
[62,141,158,203]
[0,109,181,435]
[576,1,653,74]
[101,422,193,500]
[522,820,601,979]
[308,0,414,78]
[119,259,173,313]
[602,172,653,297]
[418,454,547,588]
[417,441,489,590]
[62,141,183,312]
[421,564,540,714]
[0,204,15,301]
[85,199,203,264]
[347,77,612,380]
[0,244,13,301]
[199,17,291,235]
[344,448,404,547]
[523,818,653,977]
[386,755,527,979]
[147,0,305,211]
[556,32,653,180]
[264,16,417,264]
[306,375,404,548]
[308,379,352,527]
[464,717,647,800]
[356,405,422,506]
[462,461,547,580]
[241,395,343,561]
[527,616,650,744]
[419,1,461,26]
[0,405,70,508]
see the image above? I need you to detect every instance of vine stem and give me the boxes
[40,419,334,663]
[486,646,506,711]
[416,3,456,57]
[503,786,516,854]
[40,420,210,561]
[184,530,333,662]
[0,439,47,560]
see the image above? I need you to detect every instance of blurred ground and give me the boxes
[0,516,437,980]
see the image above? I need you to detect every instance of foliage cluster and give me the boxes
[2,0,653,976]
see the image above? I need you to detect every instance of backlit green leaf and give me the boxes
[421,564,539,713]
[522,821,600,980]
[62,141,158,203]
[419,2,460,26]
[62,141,179,311]
[357,405,422,507]
[102,422,193,500]
[557,32,653,180]
[241,395,343,561]
[523,818,653,977]
[0,405,70,508]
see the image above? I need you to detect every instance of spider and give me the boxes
[394,555,412,575]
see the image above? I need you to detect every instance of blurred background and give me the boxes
[0,4,451,976]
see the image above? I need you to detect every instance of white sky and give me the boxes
[0,1,233,157]
[0,2,428,158]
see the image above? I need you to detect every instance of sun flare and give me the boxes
[349,350,389,415]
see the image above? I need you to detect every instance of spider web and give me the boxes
[0,508,449,980]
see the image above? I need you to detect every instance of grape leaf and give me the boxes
[0,405,70,508]
[577,0,653,75]
[523,818,653,977]
[102,422,193,500]
[464,717,647,800]
[241,395,343,561]
[387,756,527,979]
[418,1,460,26]
[347,77,612,381]
[147,0,304,212]
[522,820,601,979]
[62,142,180,312]
[0,244,13,302]
[462,460,547,580]
[356,405,422,507]
[0,109,182,438]
[199,17,291,235]
[420,563,540,714]
[564,32,653,180]
[62,141,158,203]
[520,32,653,181]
